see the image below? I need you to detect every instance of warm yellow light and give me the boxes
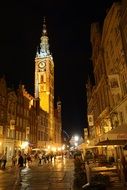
[40,93,49,113]
[74,135,79,142]
[21,141,29,149]
[57,147,61,151]
[51,147,56,152]
[62,145,65,150]
[75,142,78,146]
[47,145,51,150]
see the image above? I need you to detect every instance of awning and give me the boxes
[96,140,127,145]
[96,124,127,146]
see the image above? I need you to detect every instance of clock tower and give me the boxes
[34,18,54,142]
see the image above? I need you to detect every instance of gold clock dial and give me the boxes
[38,61,46,69]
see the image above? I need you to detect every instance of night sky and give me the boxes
[0,0,119,137]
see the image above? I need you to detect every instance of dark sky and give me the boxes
[0,0,119,137]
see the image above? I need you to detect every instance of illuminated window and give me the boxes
[41,75,44,83]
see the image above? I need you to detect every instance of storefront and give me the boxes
[94,124,127,184]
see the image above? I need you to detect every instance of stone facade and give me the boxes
[87,1,127,149]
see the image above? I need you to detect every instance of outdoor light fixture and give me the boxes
[21,141,29,149]
[74,135,79,142]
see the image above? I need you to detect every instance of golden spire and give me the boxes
[42,17,47,36]
[40,17,50,56]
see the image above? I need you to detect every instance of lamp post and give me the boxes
[74,135,79,149]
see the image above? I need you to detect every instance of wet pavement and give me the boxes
[0,157,75,190]
[0,157,127,190]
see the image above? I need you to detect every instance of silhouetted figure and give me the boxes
[1,153,7,169]
[17,151,24,182]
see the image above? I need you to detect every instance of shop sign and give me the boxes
[88,115,94,126]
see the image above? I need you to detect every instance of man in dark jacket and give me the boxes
[17,151,24,183]
[18,152,24,167]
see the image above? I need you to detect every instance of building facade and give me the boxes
[86,1,127,162]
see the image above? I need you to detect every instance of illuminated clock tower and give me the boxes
[34,18,54,143]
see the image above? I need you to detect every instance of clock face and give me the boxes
[38,61,46,69]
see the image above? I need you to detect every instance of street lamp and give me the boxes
[74,135,79,142]
[74,135,79,148]
[21,141,29,149]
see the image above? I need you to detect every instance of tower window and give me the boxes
[41,75,44,83]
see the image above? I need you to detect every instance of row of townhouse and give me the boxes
[0,76,61,161]
[86,0,127,163]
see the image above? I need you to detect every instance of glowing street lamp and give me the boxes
[74,135,79,148]
[74,135,79,142]
[21,141,29,149]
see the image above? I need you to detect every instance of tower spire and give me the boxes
[36,46,39,57]
[40,17,50,56]
[42,17,47,36]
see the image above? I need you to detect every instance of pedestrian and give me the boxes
[82,161,91,188]
[27,154,32,165]
[12,154,17,167]
[38,153,42,166]
[18,152,24,167]
[50,152,54,162]
[23,154,27,167]
[46,153,49,163]
[1,153,7,169]
[17,151,24,182]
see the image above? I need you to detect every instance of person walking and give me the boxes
[38,153,42,166]
[23,154,27,167]
[17,151,24,183]
[1,153,7,169]
[82,161,91,188]
[12,155,17,167]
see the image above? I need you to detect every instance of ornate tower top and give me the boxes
[39,17,50,57]
[42,17,47,36]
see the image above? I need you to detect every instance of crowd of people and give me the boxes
[0,150,57,169]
